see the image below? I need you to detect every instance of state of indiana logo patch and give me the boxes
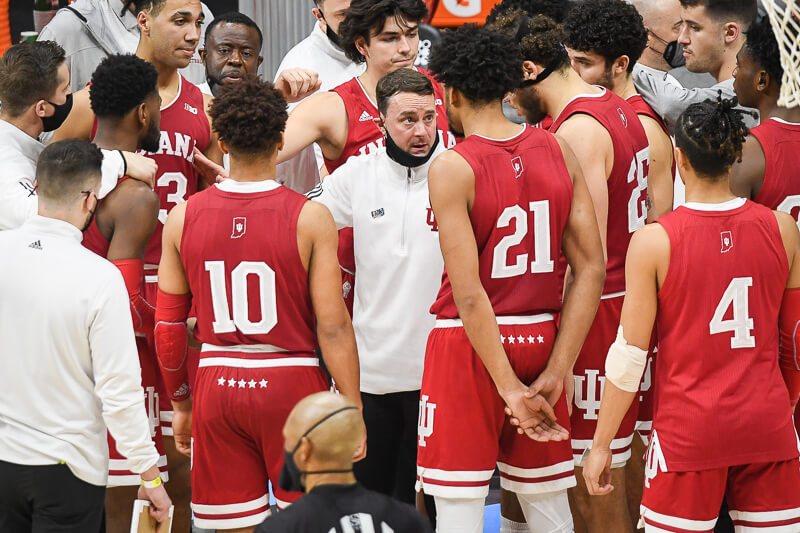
[720,231,733,253]
[231,217,247,239]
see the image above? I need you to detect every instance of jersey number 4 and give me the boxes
[491,201,553,279]
[205,261,277,335]
[709,277,755,349]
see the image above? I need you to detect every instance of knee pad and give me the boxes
[516,490,574,533]
[434,496,484,533]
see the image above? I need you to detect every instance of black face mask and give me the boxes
[278,406,358,493]
[320,13,342,49]
[662,40,686,69]
[41,92,73,132]
[384,125,440,169]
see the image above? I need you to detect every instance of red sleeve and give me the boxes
[112,259,154,334]
[779,288,800,409]
[154,289,192,402]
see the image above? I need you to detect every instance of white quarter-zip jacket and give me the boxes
[0,216,159,485]
[308,143,445,394]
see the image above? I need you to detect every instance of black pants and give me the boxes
[0,460,105,533]
[353,390,420,504]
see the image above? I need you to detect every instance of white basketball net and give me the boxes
[761,0,800,108]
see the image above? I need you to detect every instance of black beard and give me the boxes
[206,73,225,97]
[141,120,161,154]
[515,87,548,126]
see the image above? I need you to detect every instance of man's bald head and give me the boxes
[283,392,363,468]
[633,0,683,70]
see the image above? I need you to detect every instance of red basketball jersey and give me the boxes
[654,200,797,471]
[752,118,800,216]
[550,89,650,295]
[179,180,317,353]
[325,68,454,173]
[431,126,573,318]
[143,76,211,268]
[81,180,123,258]
[627,94,675,182]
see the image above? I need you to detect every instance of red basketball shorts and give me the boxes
[571,294,638,467]
[190,349,329,530]
[641,456,800,532]
[416,315,575,499]
[107,335,167,486]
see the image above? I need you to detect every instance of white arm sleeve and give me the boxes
[89,273,159,475]
[604,326,648,393]
[98,149,125,199]
[0,174,38,230]
[305,166,354,229]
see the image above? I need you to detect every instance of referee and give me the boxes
[257,392,432,533]
[0,140,171,532]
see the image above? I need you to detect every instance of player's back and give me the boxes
[751,118,800,215]
[654,199,797,470]
[180,180,317,354]
[551,89,650,294]
[431,125,573,318]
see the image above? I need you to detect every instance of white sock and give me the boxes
[517,491,574,533]
[501,516,529,532]
[434,496,484,533]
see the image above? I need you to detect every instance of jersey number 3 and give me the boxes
[709,277,755,349]
[491,201,553,279]
[205,261,278,335]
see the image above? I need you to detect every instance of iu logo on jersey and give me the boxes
[426,207,439,232]
[231,217,247,239]
[617,108,628,128]
[720,231,733,253]
[418,394,437,446]
[574,369,606,420]
[511,156,524,179]
[644,430,667,488]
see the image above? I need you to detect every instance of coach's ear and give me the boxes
[373,115,386,135]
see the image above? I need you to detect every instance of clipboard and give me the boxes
[130,500,174,533]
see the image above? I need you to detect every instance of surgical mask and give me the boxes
[278,406,358,493]
[41,93,73,132]
[384,124,440,169]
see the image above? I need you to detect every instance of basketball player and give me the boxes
[565,0,675,220]
[155,76,363,532]
[583,95,800,531]
[276,0,455,315]
[417,24,606,533]
[493,11,650,532]
[82,54,164,533]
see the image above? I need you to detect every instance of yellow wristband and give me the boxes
[141,475,162,489]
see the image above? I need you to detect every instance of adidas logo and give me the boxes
[358,110,373,122]
[28,240,42,250]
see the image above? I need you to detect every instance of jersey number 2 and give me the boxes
[627,147,650,233]
[205,261,278,335]
[491,201,553,279]
[709,277,755,348]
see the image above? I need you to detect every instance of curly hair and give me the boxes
[427,24,522,104]
[89,55,158,119]
[675,93,753,178]
[563,0,647,72]
[485,0,572,24]
[744,14,784,85]
[0,41,65,117]
[679,0,757,25]
[488,11,570,74]
[339,0,429,64]
[209,75,287,155]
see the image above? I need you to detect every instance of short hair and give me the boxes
[90,54,158,119]
[744,14,783,84]
[209,75,288,155]
[489,11,571,74]
[679,0,757,25]
[485,0,572,24]
[675,94,751,178]
[376,68,434,115]
[36,140,104,205]
[0,41,65,117]
[564,0,648,73]
[427,24,523,105]
[122,0,166,16]
[339,0,429,64]
[204,11,263,48]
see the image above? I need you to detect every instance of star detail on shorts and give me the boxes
[517,335,525,344]
[217,377,225,386]
[527,335,536,344]
[228,378,235,387]
[500,334,506,343]
[537,335,544,344]
[259,379,268,388]
[248,380,256,388]
[508,335,515,344]
[238,379,246,388]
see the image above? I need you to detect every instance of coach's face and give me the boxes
[381,92,437,156]
[313,0,350,36]
[678,5,727,74]
[201,22,263,92]
[140,0,204,69]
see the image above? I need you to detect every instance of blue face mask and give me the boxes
[278,406,358,493]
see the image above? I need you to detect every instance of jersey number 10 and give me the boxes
[205,261,278,335]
